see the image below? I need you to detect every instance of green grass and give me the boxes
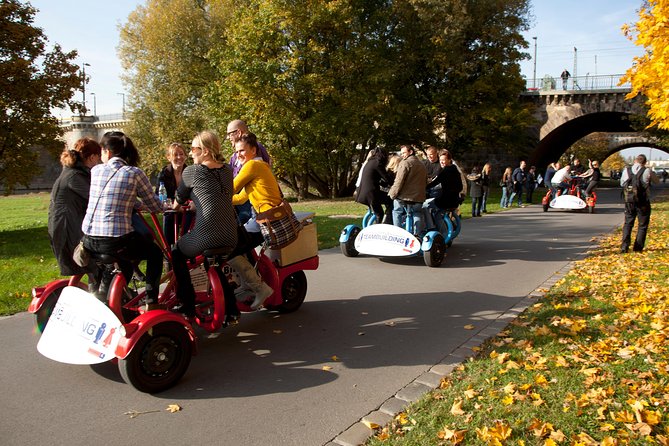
[0,189,514,316]
[366,198,669,445]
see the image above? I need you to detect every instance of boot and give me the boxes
[227,255,273,310]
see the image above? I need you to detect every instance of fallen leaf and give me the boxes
[362,420,380,430]
[322,365,332,371]
[464,324,475,330]
[166,404,182,413]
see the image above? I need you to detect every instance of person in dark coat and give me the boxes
[156,142,192,247]
[467,166,483,217]
[355,148,393,224]
[48,138,102,289]
[424,150,463,231]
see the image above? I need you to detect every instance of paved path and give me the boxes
[0,189,630,445]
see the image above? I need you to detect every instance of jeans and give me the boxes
[508,183,523,206]
[235,200,253,225]
[481,186,489,212]
[423,200,449,234]
[500,186,510,207]
[471,196,482,216]
[392,199,424,236]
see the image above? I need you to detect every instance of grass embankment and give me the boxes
[367,198,669,446]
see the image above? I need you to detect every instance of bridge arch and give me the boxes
[529,111,636,168]
[605,141,669,160]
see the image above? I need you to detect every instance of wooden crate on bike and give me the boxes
[267,221,318,266]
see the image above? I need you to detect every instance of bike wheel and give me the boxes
[118,322,192,393]
[340,227,360,257]
[275,270,307,313]
[423,233,446,267]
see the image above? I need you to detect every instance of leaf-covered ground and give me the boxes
[368,197,669,446]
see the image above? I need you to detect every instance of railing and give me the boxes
[58,112,129,126]
[525,74,631,92]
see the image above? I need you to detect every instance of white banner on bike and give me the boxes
[550,194,587,209]
[37,286,123,364]
[354,224,421,256]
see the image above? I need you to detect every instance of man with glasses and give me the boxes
[226,120,272,224]
[388,145,428,236]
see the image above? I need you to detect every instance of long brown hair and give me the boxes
[60,137,101,168]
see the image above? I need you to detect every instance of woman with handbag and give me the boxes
[231,133,301,307]
[81,132,164,306]
[48,138,102,291]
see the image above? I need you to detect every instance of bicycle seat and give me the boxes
[91,252,121,265]
[202,247,233,258]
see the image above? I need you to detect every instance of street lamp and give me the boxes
[117,92,125,118]
[80,63,91,115]
[90,92,96,116]
[532,37,537,89]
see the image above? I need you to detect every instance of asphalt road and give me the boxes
[0,188,632,445]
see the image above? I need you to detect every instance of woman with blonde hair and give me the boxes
[481,162,492,213]
[500,166,513,208]
[48,138,102,288]
[170,130,244,318]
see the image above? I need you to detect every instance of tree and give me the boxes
[0,0,82,193]
[118,0,226,173]
[119,0,532,197]
[564,133,610,166]
[623,1,669,131]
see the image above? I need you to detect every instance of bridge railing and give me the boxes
[525,74,631,92]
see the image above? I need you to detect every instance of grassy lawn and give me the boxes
[367,197,669,445]
[0,189,510,316]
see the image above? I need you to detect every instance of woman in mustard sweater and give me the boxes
[232,133,282,213]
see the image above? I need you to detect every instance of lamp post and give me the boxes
[90,92,96,117]
[81,63,90,116]
[532,36,537,89]
[117,92,125,118]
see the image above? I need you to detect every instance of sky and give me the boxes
[28,0,666,160]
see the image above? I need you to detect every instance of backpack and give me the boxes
[622,166,648,204]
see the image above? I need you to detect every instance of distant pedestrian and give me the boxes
[467,166,483,217]
[619,154,659,253]
[500,167,513,208]
[508,160,527,207]
[480,163,492,213]
[525,165,537,204]
[561,69,571,90]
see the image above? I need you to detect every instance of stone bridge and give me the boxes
[521,77,668,168]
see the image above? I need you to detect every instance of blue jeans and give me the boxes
[481,186,489,212]
[423,200,449,234]
[471,196,482,216]
[392,199,424,236]
[500,186,510,207]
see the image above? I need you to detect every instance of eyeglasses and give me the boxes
[227,129,238,136]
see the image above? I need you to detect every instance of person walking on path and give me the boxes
[480,163,492,213]
[561,69,571,90]
[467,167,483,217]
[525,165,537,204]
[499,167,513,208]
[508,160,527,207]
[620,154,659,253]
